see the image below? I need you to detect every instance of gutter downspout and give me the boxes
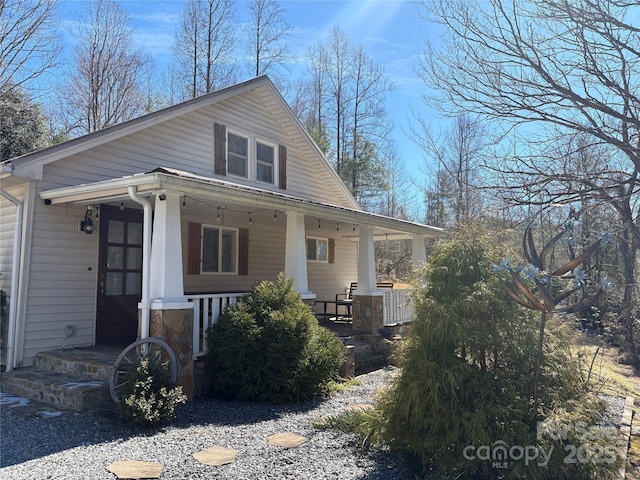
[127,186,152,340]
[0,188,23,372]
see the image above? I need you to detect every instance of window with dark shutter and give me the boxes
[187,222,202,274]
[328,238,335,264]
[214,123,226,175]
[278,145,287,189]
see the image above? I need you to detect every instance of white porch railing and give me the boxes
[382,289,414,326]
[187,292,249,358]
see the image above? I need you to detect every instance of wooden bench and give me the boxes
[315,282,394,322]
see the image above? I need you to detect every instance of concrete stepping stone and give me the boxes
[267,432,308,448]
[106,460,162,479]
[193,446,239,466]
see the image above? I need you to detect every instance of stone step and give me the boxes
[1,367,110,411]
[355,353,387,375]
[33,345,122,381]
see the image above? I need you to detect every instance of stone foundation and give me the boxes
[147,308,195,398]
[352,295,384,334]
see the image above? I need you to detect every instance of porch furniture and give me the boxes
[315,281,395,323]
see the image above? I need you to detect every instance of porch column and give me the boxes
[148,192,194,398]
[353,224,383,334]
[412,234,427,268]
[284,211,313,299]
[355,224,378,295]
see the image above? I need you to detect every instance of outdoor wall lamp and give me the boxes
[158,194,167,201]
[81,206,95,234]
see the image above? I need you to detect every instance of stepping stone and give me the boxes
[193,446,239,466]
[106,460,162,479]
[267,432,308,448]
[345,403,373,412]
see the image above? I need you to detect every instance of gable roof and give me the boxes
[4,76,360,210]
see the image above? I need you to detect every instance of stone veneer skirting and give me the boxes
[146,308,195,399]
[351,295,384,334]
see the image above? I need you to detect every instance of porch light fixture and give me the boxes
[158,194,167,201]
[81,206,95,234]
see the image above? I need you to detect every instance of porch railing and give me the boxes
[187,292,249,358]
[382,289,414,326]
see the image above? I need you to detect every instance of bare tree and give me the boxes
[303,27,394,210]
[247,0,290,81]
[412,114,491,227]
[417,0,640,358]
[173,0,238,99]
[64,0,150,134]
[0,0,61,95]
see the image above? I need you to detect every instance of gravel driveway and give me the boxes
[0,368,412,480]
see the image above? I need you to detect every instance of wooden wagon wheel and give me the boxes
[109,337,178,403]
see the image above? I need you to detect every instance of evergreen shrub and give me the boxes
[371,230,619,479]
[116,355,187,426]
[205,273,345,402]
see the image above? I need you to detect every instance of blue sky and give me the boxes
[56,0,441,211]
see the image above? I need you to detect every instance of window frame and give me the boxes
[306,236,329,263]
[226,130,249,179]
[255,139,277,185]
[201,224,239,275]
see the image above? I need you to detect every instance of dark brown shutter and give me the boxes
[239,228,249,275]
[214,123,226,175]
[187,222,202,274]
[278,144,287,189]
[328,238,335,264]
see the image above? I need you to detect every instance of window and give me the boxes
[306,237,328,262]
[202,226,237,273]
[256,141,274,183]
[227,132,248,177]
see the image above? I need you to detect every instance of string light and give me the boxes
[249,212,253,225]
[216,206,221,222]
[352,224,356,232]
[336,223,340,232]
[318,219,321,229]
[273,210,278,221]
[120,201,124,211]
[182,196,186,209]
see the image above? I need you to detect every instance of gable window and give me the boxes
[306,236,328,262]
[256,141,275,184]
[202,225,237,273]
[227,132,248,178]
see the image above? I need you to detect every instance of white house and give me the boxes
[0,76,443,394]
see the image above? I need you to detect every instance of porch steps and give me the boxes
[1,346,120,411]
[344,333,393,375]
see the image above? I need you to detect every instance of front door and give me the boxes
[96,205,144,344]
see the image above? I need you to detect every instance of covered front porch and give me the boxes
[39,168,444,394]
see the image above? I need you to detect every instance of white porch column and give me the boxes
[412,234,427,268]
[284,211,313,299]
[149,192,190,307]
[356,224,379,296]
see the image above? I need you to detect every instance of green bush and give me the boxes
[117,355,187,426]
[370,230,619,479]
[205,273,345,402]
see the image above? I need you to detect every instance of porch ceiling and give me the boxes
[39,168,445,239]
